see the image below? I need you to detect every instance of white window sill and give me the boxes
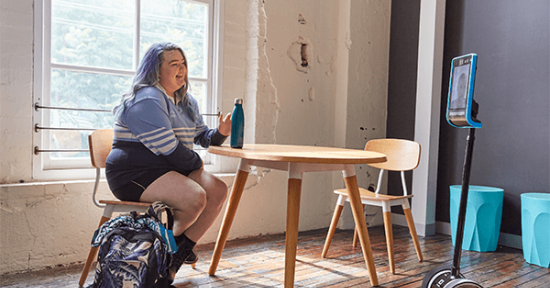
[0,173,238,188]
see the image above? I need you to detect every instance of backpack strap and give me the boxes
[146,201,175,230]
[146,201,177,254]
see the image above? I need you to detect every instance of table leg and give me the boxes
[208,160,250,275]
[285,165,303,288]
[343,165,379,286]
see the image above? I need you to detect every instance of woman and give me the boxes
[106,42,231,281]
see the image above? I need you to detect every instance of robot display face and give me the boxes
[446,54,482,128]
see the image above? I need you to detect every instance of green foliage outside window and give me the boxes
[47,0,210,158]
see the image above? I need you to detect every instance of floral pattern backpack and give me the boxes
[88,201,177,288]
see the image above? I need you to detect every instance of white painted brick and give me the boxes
[0,0,33,13]
[1,89,32,119]
[0,112,33,182]
[1,8,33,28]
[0,26,34,47]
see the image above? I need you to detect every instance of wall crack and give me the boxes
[259,1,279,143]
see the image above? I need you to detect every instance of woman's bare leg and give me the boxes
[139,170,227,280]
[139,170,228,242]
[183,169,228,242]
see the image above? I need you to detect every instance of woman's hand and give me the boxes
[218,112,231,136]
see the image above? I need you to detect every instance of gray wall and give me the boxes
[388,0,550,236]
[386,0,420,211]
[436,0,550,236]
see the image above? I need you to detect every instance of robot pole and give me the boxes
[451,127,476,277]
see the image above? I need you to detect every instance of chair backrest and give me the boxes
[88,129,114,169]
[365,138,421,172]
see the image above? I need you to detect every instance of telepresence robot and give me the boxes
[421,53,483,288]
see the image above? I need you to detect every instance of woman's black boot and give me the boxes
[167,233,198,282]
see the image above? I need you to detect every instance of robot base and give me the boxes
[422,265,483,288]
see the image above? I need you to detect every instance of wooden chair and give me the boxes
[78,129,153,287]
[321,138,423,274]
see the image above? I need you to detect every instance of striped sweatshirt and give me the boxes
[105,86,226,192]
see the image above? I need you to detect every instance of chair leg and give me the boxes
[352,204,366,248]
[382,209,395,274]
[322,200,345,258]
[78,216,111,287]
[403,207,423,262]
[353,228,358,248]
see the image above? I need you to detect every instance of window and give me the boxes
[34,0,223,180]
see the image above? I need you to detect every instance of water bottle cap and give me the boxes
[234,98,243,104]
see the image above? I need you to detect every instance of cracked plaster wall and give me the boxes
[344,0,392,227]
[1,181,114,274]
[0,0,392,274]
[227,0,391,239]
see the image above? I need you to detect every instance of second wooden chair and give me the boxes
[321,138,423,274]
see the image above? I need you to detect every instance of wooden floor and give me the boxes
[1,226,549,287]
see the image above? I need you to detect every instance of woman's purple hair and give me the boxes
[114,42,189,115]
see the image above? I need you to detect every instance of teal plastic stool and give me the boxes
[450,185,504,252]
[521,193,550,268]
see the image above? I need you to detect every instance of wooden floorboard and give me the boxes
[1,226,548,287]
[168,226,549,287]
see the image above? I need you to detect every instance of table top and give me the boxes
[208,144,386,164]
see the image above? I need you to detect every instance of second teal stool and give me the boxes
[450,185,504,252]
[521,193,550,268]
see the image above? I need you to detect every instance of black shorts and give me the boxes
[111,168,193,202]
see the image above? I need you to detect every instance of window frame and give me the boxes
[33,0,225,180]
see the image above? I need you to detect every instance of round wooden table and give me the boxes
[207,144,387,287]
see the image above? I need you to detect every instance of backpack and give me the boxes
[88,201,178,288]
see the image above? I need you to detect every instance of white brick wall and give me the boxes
[0,0,34,183]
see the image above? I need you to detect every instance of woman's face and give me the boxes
[158,49,187,97]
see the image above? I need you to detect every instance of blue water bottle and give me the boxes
[230,98,244,149]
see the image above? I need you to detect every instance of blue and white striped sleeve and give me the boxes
[189,95,228,148]
[123,97,202,171]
